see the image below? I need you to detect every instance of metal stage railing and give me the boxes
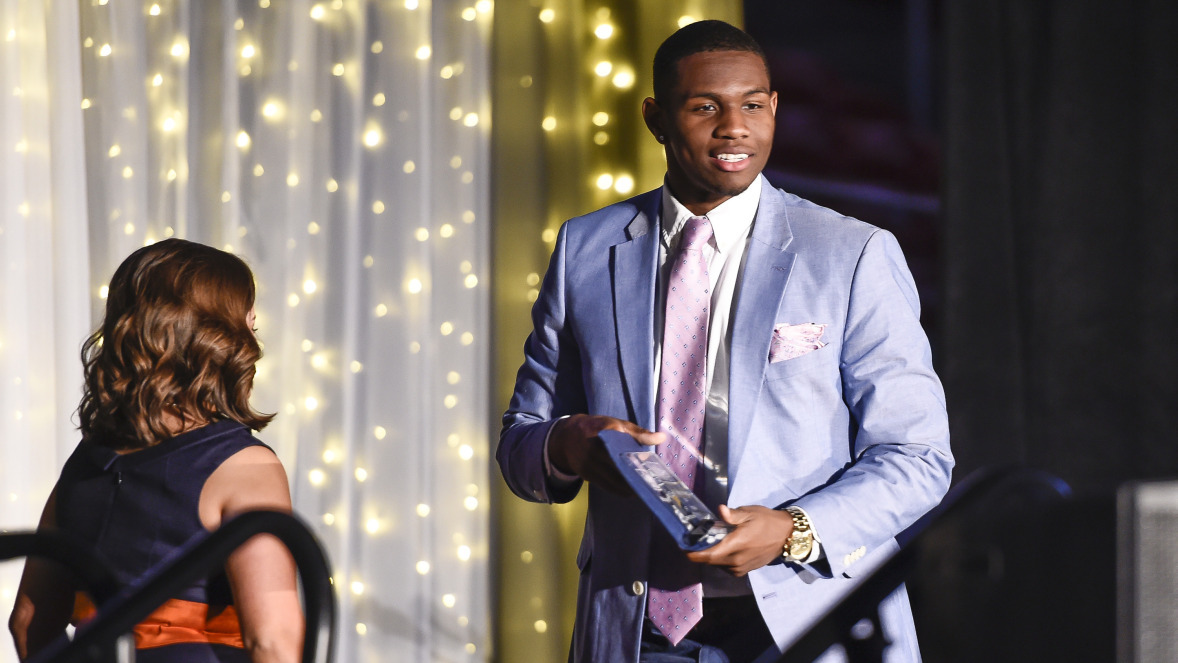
[3,510,335,663]
[773,466,1071,663]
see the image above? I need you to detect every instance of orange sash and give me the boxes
[73,593,244,649]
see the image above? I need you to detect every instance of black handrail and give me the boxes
[773,466,1071,663]
[24,510,336,663]
[0,529,121,606]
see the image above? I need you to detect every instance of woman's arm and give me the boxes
[9,489,77,660]
[200,446,303,663]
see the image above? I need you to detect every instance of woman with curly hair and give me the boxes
[9,239,302,663]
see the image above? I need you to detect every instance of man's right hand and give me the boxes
[547,415,666,496]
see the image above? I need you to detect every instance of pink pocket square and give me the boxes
[770,323,828,363]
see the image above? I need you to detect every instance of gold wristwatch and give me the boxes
[782,506,814,562]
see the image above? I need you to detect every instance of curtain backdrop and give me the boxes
[941,0,1178,495]
[1,2,491,661]
[916,4,1178,658]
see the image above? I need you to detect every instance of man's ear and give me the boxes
[641,97,665,143]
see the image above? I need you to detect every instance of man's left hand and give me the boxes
[685,504,792,576]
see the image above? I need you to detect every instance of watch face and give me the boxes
[789,538,813,559]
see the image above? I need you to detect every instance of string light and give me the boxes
[612,69,635,89]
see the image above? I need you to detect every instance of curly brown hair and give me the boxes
[77,238,274,449]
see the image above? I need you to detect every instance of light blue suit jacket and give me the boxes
[499,178,953,662]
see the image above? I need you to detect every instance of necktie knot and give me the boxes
[681,216,712,251]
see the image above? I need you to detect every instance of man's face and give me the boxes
[643,50,777,216]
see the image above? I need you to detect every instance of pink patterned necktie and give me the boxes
[647,215,713,645]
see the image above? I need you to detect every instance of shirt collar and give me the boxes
[660,175,762,255]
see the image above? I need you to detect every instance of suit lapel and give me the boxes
[611,191,660,429]
[727,185,795,486]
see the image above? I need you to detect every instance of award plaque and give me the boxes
[599,430,731,551]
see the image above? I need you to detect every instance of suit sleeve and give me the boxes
[789,228,953,577]
[498,222,587,505]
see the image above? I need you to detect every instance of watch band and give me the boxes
[782,506,814,562]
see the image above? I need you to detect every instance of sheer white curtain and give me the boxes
[0,1,491,661]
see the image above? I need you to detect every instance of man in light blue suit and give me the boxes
[499,20,952,663]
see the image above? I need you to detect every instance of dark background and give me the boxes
[743,1,1178,660]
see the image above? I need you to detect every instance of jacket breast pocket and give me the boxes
[764,344,833,381]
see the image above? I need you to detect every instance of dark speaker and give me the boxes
[1118,480,1178,662]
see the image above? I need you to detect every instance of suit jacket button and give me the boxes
[631,581,645,596]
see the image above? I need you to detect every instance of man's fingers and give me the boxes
[717,504,748,525]
[632,430,667,446]
[616,420,666,446]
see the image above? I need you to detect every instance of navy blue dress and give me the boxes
[55,420,270,662]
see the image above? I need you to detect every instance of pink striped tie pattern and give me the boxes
[647,215,713,645]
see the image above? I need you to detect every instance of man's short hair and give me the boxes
[652,20,769,102]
